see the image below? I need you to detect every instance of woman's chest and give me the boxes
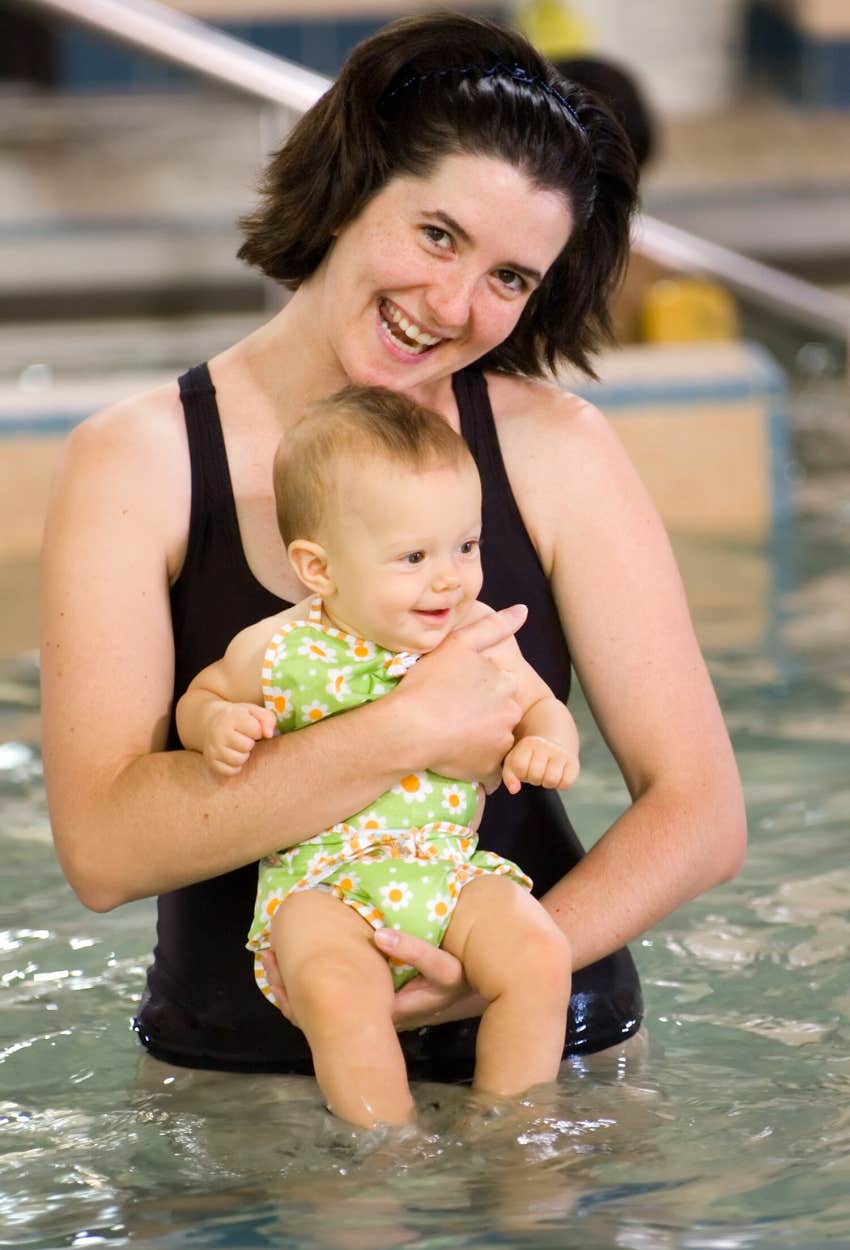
[224,428,305,603]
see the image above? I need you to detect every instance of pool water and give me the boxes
[2,476,849,1250]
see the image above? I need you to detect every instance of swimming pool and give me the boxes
[2,441,849,1248]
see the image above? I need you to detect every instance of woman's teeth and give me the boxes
[380,300,441,354]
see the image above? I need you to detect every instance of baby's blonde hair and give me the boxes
[273,385,476,546]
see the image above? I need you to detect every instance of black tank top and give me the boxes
[133,363,642,1076]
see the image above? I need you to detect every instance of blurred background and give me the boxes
[1,0,849,658]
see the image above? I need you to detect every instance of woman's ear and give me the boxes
[287,539,335,595]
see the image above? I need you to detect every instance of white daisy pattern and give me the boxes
[301,699,329,723]
[297,637,335,663]
[356,812,388,832]
[266,687,294,723]
[380,880,414,911]
[340,828,367,856]
[305,847,338,878]
[426,894,453,926]
[346,638,376,662]
[440,784,468,818]
[329,869,362,895]
[326,666,354,701]
[392,772,434,804]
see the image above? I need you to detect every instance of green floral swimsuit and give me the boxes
[247,598,532,993]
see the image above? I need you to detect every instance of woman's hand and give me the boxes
[374,928,487,1030]
[259,931,487,1032]
[397,604,526,792]
[258,949,299,1026]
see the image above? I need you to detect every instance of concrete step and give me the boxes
[0,310,268,393]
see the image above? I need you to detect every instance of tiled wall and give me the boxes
[747,0,850,106]
[52,8,506,90]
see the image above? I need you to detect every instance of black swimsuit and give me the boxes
[133,362,642,1076]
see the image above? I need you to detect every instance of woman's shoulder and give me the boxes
[485,370,608,444]
[52,378,193,579]
[67,378,186,464]
[482,369,652,570]
[484,369,631,494]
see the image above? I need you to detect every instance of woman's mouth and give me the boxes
[378,298,442,357]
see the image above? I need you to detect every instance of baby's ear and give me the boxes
[287,540,335,596]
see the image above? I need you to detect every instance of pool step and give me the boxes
[0,311,268,389]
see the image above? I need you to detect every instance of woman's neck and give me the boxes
[215,292,349,429]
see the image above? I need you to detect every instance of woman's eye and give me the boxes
[404,551,426,565]
[423,225,452,249]
[495,268,526,294]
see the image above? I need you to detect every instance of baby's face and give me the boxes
[322,455,483,654]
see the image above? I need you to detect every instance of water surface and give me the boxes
[2,474,849,1249]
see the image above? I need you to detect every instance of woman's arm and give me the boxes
[492,377,746,970]
[40,396,524,913]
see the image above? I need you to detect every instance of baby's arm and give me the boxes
[465,603,579,796]
[501,689,579,795]
[176,617,278,777]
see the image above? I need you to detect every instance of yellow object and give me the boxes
[515,0,592,59]
[641,278,740,343]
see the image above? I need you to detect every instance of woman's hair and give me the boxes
[238,13,638,379]
[553,56,656,172]
[274,384,475,546]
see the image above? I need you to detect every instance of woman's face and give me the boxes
[312,152,573,398]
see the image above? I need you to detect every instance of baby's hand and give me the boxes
[204,703,276,777]
[501,735,579,795]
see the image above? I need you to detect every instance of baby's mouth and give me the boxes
[379,298,442,355]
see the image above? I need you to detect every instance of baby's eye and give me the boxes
[459,539,479,556]
[404,551,426,565]
[495,268,526,294]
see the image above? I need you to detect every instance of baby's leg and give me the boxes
[442,875,571,1096]
[271,890,413,1127]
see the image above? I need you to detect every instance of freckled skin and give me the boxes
[301,153,573,413]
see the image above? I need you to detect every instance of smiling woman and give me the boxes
[39,12,745,1096]
[305,155,573,396]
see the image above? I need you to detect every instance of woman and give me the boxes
[40,13,745,1078]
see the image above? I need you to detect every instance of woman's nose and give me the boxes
[425,271,478,330]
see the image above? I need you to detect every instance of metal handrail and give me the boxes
[19,0,850,346]
[636,216,850,341]
[24,0,329,112]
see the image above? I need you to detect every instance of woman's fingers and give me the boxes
[452,603,528,652]
[374,926,464,991]
[259,949,294,1021]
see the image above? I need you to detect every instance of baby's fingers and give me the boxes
[207,754,247,777]
[556,756,580,789]
[256,707,277,738]
[206,741,251,772]
[501,753,522,795]
[231,705,270,741]
[516,740,549,787]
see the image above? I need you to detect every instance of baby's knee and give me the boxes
[509,912,572,1003]
[287,946,394,1019]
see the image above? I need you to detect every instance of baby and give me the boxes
[177,385,580,1127]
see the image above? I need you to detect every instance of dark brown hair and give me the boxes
[238,13,637,379]
[274,384,476,546]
